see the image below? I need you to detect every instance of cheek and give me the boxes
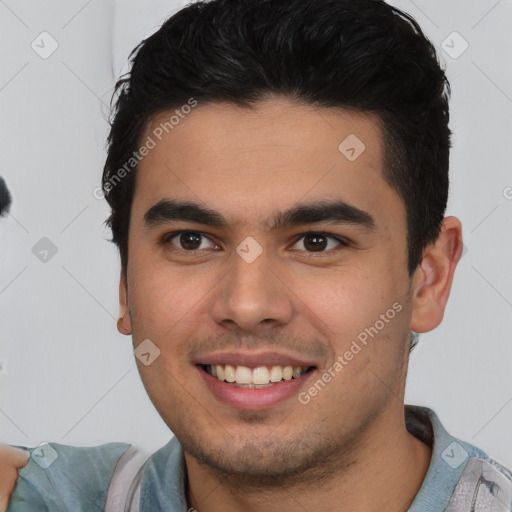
[127,261,213,342]
[298,267,393,336]
[299,266,408,377]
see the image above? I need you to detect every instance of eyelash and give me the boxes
[161,230,350,256]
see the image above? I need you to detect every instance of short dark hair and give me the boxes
[102,0,451,280]
[0,177,12,217]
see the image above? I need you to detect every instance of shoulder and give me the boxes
[445,449,512,511]
[406,405,512,511]
[434,416,512,510]
[7,441,132,512]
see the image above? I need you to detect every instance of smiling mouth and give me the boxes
[199,364,316,388]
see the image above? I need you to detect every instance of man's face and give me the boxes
[120,97,416,481]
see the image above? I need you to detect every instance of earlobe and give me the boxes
[410,216,463,333]
[117,271,133,336]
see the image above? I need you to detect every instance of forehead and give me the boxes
[132,97,401,231]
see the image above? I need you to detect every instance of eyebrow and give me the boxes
[143,199,376,232]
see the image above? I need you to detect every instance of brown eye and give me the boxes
[179,232,202,250]
[291,232,348,253]
[303,233,328,251]
[164,231,216,252]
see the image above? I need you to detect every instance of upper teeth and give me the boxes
[207,364,308,385]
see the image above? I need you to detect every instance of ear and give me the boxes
[117,271,133,335]
[410,216,463,333]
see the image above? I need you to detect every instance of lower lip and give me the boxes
[197,366,315,410]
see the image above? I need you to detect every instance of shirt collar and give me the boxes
[140,405,481,511]
[405,404,489,511]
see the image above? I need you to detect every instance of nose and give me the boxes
[209,246,295,334]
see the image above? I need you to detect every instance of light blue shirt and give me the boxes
[8,405,512,511]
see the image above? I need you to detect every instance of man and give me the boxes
[5,0,512,511]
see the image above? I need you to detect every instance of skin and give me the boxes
[0,444,29,512]
[116,96,463,512]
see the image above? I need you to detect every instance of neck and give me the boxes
[184,405,432,512]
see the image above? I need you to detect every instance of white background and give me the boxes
[1,0,511,468]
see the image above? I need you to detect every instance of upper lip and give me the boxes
[194,351,318,369]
